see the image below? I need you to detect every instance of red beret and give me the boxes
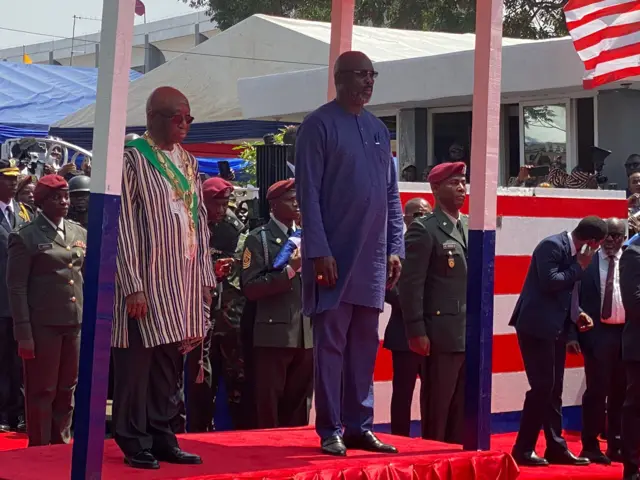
[202,177,233,201]
[427,162,467,184]
[34,174,68,206]
[266,179,295,201]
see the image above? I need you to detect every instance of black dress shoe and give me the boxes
[321,435,347,456]
[124,450,160,470]
[511,451,549,467]
[153,447,202,465]
[623,473,640,480]
[344,431,398,454]
[545,449,590,466]
[579,449,611,465]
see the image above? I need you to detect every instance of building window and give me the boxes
[428,109,472,181]
[520,101,569,171]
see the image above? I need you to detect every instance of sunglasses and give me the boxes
[607,233,624,240]
[156,112,195,125]
[343,70,379,79]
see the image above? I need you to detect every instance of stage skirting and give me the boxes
[0,428,518,480]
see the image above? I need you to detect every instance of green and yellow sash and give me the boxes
[127,137,199,228]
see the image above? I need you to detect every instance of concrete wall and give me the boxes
[597,89,640,189]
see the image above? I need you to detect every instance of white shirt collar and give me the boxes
[443,210,460,225]
[599,248,623,261]
[41,213,64,232]
[270,213,296,236]
[0,200,13,212]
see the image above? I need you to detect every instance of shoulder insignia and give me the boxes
[242,247,251,270]
[17,204,30,222]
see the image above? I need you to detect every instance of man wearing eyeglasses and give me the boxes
[111,87,216,470]
[296,51,404,456]
[567,218,626,465]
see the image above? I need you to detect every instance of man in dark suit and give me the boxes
[0,158,32,433]
[620,234,640,480]
[383,197,431,437]
[567,218,626,465]
[241,179,313,428]
[399,162,468,444]
[509,216,608,467]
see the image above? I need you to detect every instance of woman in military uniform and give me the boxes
[7,174,87,447]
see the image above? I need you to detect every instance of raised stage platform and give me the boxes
[0,429,625,480]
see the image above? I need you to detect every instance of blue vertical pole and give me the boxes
[71,1,136,479]
[463,0,504,451]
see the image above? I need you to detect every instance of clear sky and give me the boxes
[0,0,205,49]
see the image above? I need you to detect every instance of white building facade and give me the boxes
[0,12,218,74]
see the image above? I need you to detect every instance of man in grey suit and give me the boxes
[399,162,468,444]
[0,158,32,433]
[241,179,313,428]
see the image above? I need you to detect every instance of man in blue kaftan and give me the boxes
[295,51,404,456]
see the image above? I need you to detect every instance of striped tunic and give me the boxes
[112,145,216,349]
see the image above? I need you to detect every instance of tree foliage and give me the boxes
[182,0,569,39]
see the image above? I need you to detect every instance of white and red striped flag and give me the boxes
[565,0,640,89]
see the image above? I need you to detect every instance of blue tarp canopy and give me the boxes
[0,63,141,142]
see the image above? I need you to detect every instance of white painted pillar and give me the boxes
[463,0,504,450]
[70,0,135,478]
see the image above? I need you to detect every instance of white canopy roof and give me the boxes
[238,35,597,122]
[54,14,537,129]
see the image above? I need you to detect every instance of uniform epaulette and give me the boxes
[66,219,82,227]
[224,214,244,232]
[247,225,267,237]
[15,222,33,232]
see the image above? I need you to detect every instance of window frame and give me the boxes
[518,98,572,171]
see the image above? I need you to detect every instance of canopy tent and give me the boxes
[50,14,456,145]
[0,63,141,142]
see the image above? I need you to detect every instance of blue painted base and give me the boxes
[464,229,496,451]
[375,406,583,437]
[71,192,122,480]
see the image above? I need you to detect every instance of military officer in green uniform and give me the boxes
[398,162,468,445]
[186,177,246,432]
[241,179,313,428]
[7,174,87,446]
[67,175,90,228]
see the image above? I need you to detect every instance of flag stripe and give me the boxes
[565,0,636,21]
[565,0,640,88]
[584,64,640,88]
[584,38,640,70]
[373,333,584,381]
[573,20,640,52]
[399,192,623,219]
[567,3,640,34]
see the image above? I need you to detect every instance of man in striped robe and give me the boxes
[111,87,216,470]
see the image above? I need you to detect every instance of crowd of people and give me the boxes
[0,49,639,480]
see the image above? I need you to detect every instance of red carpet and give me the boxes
[0,429,624,480]
[0,428,517,480]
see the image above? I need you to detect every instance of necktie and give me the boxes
[602,256,615,320]
[5,207,14,227]
[287,228,293,237]
[456,220,466,247]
